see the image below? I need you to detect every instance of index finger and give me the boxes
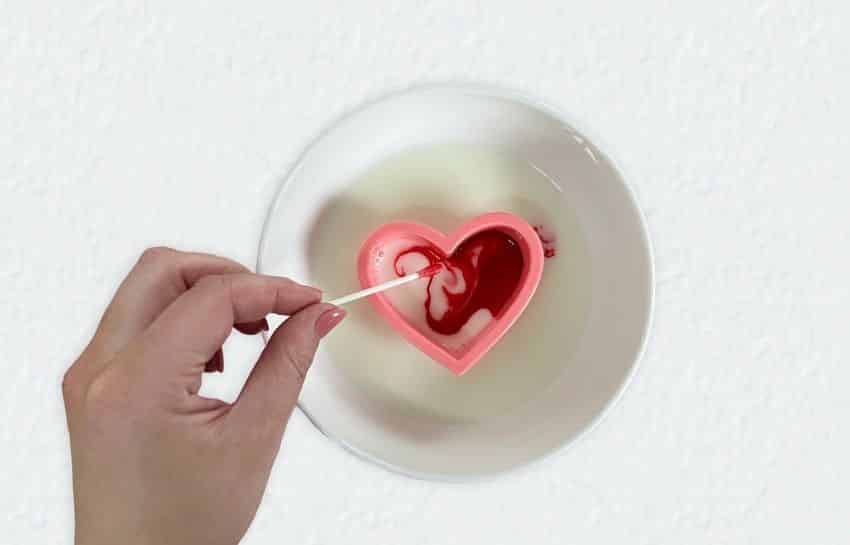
[84,248,249,369]
[140,273,322,373]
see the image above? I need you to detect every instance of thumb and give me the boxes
[229,303,345,431]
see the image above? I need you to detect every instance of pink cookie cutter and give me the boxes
[357,212,545,375]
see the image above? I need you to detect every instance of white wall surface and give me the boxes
[1,1,848,543]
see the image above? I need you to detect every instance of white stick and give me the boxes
[328,271,427,306]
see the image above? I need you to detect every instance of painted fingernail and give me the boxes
[315,307,346,338]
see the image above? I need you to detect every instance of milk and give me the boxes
[305,144,592,422]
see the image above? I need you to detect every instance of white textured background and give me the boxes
[2,1,848,543]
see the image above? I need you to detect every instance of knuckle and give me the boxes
[61,367,82,401]
[138,246,175,266]
[82,369,128,416]
[83,374,111,408]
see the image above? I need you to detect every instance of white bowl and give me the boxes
[258,84,654,480]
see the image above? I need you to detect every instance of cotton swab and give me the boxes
[327,263,443,306]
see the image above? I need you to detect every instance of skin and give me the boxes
[62,247,346,545]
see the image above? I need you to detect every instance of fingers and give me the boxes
[89,247,249,362]
[140,273,322,377]
[228,303,345,434]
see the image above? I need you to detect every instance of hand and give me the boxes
[62,247,345,545]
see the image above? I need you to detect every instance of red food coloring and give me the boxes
[533,225,557,258]
[418,262,444,277]
[394,230,525,335]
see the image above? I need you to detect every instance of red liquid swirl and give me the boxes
[394,230,525,335]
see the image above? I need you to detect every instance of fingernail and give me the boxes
[315,307,346,338]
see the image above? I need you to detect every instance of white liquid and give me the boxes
[306,144,591,422]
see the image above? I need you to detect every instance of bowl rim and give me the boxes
[256,81,656,482]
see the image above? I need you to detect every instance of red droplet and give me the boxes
[533,224,557,259]
[418,262,444,278]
